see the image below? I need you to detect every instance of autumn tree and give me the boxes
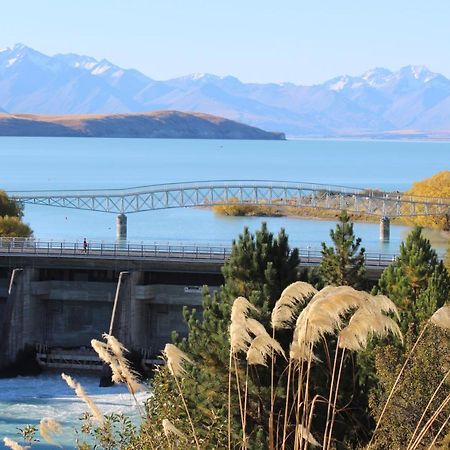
[0,190,32,237]
[403,170,450,230]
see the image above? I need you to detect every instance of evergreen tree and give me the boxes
[318,210,366,288]
[375,226,450,332]
[146,223,301,448]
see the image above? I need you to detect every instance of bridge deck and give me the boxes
[0,239,397,269]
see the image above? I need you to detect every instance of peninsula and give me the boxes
[0,111,285,140]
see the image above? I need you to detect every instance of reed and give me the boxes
[368,305,450,449]
[39,418,63,447]
[163,343,200,450]
[162,418,187,448]
[2,438,27,450]
[61,373,104,423]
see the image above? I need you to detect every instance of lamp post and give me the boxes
[108,271,129,336]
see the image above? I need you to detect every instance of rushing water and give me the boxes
[0,137,449,447]
[0,374,147,449]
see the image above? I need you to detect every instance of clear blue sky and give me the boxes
[1,0,450,84]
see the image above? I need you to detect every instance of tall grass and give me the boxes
[5,285,450,449]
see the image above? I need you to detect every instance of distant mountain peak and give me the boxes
[1,43,450,136]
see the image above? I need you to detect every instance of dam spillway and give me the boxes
[0,240,394,371]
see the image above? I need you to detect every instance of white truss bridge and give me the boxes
[8,180,450,241]
[8,180,450,216]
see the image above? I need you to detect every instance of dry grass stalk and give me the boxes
[163,344,200,449]
[407,368,450,449]
[39,418,63,446]
[409,391,450,450]
[102,334,142,393]
[271,282,317,329]
[102,333,127,356]
[163,343,193,377]
[162,419,186,440]
[2,438,28,450]
[369,318,433,448]
[61,373,104,423]
[297,424,320,447]
[369,305,450,448]
[91,338,142,395]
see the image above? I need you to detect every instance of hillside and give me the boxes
[0,111,285,140]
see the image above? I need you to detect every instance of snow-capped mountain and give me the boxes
[1,43,450,136]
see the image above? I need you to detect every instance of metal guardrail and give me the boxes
[0,238,398,267]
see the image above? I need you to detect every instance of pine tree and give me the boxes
[318,210,366,288]
[376,226,450,331]
[145,223,301,448]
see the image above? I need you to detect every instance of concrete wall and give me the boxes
[0,260,220,368]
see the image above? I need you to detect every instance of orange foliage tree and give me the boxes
[404,171,450,230]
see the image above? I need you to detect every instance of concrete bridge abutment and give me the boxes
[380,216,390,241]
[116,214,127,241]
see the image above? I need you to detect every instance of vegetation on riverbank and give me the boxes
[403,170,450,230]
[212,199,400,224]
[213,171,450,231]
[0,190,32,237]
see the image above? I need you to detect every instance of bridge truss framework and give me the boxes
[8,180,450,241]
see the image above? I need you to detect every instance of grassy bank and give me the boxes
[212,202,404,224]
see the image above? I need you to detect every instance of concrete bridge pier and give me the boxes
[116,214,127,241]
[380,216,390,241]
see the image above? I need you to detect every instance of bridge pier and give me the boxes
[380,216,390,241]
[116,214,127,241]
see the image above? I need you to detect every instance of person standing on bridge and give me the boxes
[83,238,88,254]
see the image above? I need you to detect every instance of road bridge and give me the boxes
[0,238,398,270]
[8,180,450,241]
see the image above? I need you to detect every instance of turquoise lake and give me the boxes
[0,137,448,253]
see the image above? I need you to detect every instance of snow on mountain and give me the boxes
[1,44,450,136]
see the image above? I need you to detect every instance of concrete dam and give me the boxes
[0,240,393,372]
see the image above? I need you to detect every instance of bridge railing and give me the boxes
[0,237,399,267]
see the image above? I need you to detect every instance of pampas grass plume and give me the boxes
[39,418,63,446]
[230,297,258,354]
[61,373,104,423]
[164,344,193,377]
[3,437,27,450]
[162,419,186,440]
[431,305,450,329]
[247,334,285,366]
[92,337,142,393]
[291,286,367,361]
[272,281,317,329]
[339,309,402,351]
[231,296,256,323]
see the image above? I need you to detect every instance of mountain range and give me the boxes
[1,43,450,137]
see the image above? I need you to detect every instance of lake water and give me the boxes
[0,137,449,448]
[1,137,449,253]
